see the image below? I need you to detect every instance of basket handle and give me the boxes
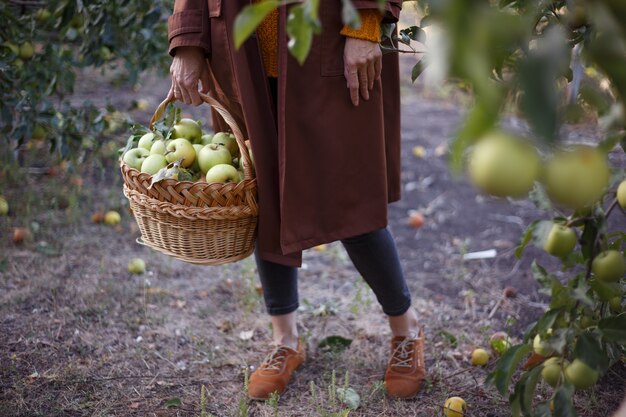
[149,78,254,181]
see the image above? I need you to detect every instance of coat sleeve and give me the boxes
[351,0,401,23]
[168,0,211,56]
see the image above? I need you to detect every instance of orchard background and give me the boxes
[1,0,626,416]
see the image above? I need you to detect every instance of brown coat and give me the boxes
[169,0,402,266]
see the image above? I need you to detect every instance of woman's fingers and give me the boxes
[343,37,383,107]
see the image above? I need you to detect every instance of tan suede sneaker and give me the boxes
[384,329,426,399]
[248,340,306,400]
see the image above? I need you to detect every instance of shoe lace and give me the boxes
[391,334,420,369]
[260,346,290,372]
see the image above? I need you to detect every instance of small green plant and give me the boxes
[265,391,280,417]
[199,385,216,417]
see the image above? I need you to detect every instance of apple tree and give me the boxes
[234,0,626,415]
[0,0,171,167]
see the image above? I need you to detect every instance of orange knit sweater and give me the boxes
[253,4,383,78]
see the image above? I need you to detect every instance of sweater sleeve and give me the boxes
[339,9,383,43]
[167,0,211,56]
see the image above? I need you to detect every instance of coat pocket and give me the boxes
[320,1,345,77]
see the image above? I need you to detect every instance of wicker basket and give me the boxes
[120,93,258,265]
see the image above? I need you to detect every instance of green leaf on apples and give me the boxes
[119,134,140,160]
[515,220,540,258]
[574,332,609,373]
[528,184,553,211]
[509,364,542,417]
[599,313,626,344]
[486,343,532,396]
[553,383,578,417]
[524,308,561,343]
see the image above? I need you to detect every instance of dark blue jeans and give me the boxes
[255,227,412,317]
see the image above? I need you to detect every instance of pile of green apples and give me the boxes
[122,118,253,184]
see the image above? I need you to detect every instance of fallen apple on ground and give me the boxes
[470,348,489,366]
[12,227,29,243]
[443,397,466,417]
[104,211,121,225]
[489,332,511,355]
[128,258,146,274]
[0,196,8,215]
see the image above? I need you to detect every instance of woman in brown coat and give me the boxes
[168,0,425,400]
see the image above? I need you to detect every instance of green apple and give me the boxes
[104,210,121,225]
[617,180,626,209]
[543,145,610,209]
[592,250,625,283]
[141,154,168,175]
[544,224,577,258]
[205,164,240,184]
[198,143,232,174]
[128,258,146,274]
[123,147,150,170]
[171,118,202,143]
[533,332,555,357]
[165,138,195,168]
[201,133,214,145]
[150,139,167,155]
[468,131,540,198]
[609,296,622,314]
[0,196,8,216]
[35,8,52,22]
[32,125,46,140]
[564,359,598,390]
[19,42,34,60]
[138,132,162,150]
[212,132,240,158]
[541,357,566,388]
[470,348,489,366]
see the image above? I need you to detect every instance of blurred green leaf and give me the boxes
[164,398,181,408]
[574,332,609,372]
[341,0,361,29]
[286,5,315,65]
[510,364,542,417]
[486,344,532,396]
[233,1,280,49]
[599,313,626,344]
[553,383,578,417]
[318,335,352,352]
[336,387,360,410]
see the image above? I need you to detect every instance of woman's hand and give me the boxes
[168,46,211,106]
[343,37,382,107]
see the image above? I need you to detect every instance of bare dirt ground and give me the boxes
[2,55,626,416]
